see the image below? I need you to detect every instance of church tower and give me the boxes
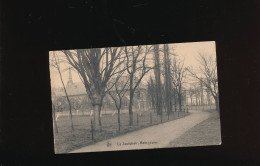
[66,68,74,88]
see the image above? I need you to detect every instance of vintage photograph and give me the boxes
[49,41,221,154]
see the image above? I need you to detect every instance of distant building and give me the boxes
[52,70,149,113]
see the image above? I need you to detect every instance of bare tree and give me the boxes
[194,86,201,106]
[163,44,173,119]
[188,87,195,106]
[50,53,74,131]
[62,48,125,131]
[153,45,163,122]
[147,76,156,112]
[51,91,59,133]
[125,45,153,125]
[107,74,130,133]
[51,92,59,133]
[187,53,219,111]
[171,57,186,112]
[206,90,212,105]
[199,80,205,105]
[52,103,59,133]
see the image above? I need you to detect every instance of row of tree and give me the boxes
[51,46,152,131]
[187,53,219,111]
[147,44,186,122]
[187,85,213,106]
[50,44,219,132]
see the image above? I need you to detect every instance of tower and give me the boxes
[66,68,74,88]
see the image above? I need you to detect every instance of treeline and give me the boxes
[50,44,219,132]
[147,44,186,121]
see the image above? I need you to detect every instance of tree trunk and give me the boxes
[54,55,74,131]
[93,104,101,131]
[153,45,162,116]
[118,108,121,132]
[98,104,102,127]
[98,96,105,126]
[52,104,58,133]
[129,92,134,125]
[214,97,219,111]
[174,89,177,112]
[178,94,182,112]
[164,44,171,116]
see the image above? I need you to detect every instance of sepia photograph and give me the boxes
[49,41,221,154]
[2,0,260,164]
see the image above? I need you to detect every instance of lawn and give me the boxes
[53,110,190,153]
[168,109,221,147]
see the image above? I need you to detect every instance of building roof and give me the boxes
[67,82,87,96]
[53,82,87,97]
[53,76,147,98]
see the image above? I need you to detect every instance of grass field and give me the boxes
[168,109,221,147]
[53,110,189,153]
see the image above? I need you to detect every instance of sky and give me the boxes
[49,41,216,89]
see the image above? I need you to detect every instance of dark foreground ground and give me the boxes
[54,110,189,153]
[168,110,221,147]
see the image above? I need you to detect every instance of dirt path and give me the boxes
[70,110,210,153]
[168,110,221,147]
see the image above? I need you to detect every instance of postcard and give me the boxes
[49,41,221,154]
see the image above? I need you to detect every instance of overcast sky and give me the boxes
[49,41,216,88]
